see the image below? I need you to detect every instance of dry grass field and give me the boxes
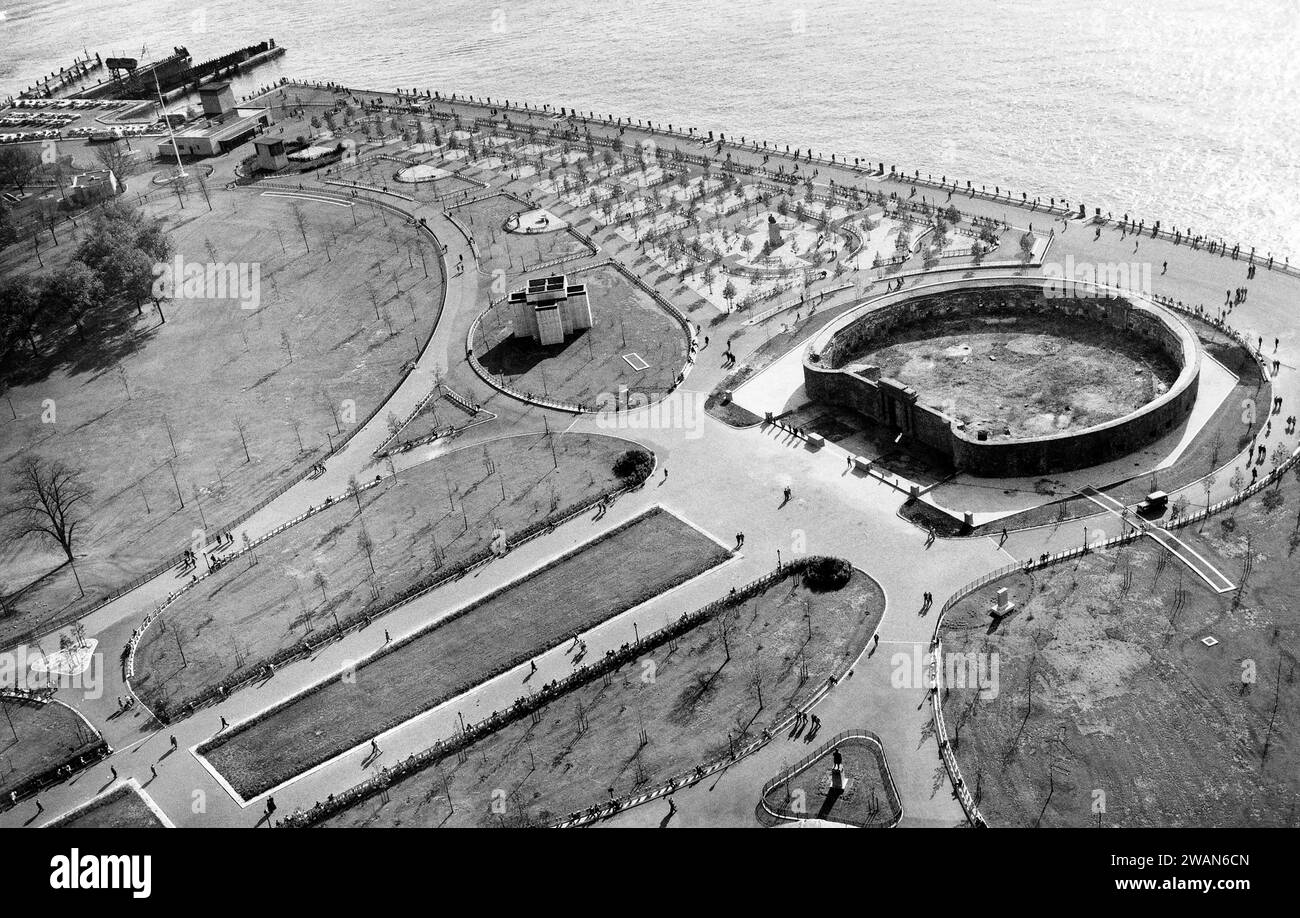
[1,187,441,643]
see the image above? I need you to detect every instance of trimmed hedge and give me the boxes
[613,448,654,481]
[803,555,853,592]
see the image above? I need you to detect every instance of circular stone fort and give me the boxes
[803,276,1201,476]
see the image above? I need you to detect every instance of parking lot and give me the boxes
[0,98,164,145]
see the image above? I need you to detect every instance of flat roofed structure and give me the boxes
[155,106,269,158]
[198,82,235,118]
[252,137,288,172]
[508,274,594,346]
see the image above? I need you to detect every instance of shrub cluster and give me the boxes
[802,555,852,592]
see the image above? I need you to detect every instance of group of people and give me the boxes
[789,710,821,742]
[180,531,237,576]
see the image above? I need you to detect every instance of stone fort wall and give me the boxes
[803,278,1201,476]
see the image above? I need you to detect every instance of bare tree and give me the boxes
[1271,443,1288,487]
[347,474,364,516]
[291,204,311,253]
[357,525,376,575]
[1199,471,1217,531]
[194,171,213,211]
[92,139,130,187]
[9,456,92,566]
[233,416,251,463]
[288,415,305,454]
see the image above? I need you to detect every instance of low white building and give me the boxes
[155,105,269,158]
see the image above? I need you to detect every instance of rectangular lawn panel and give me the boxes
[47,784,166,829]
[200,507,729,798]
[318,566,884,827]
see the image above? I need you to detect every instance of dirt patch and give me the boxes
[853,314,1179,439]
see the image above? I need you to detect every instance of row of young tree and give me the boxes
[0,200,173,373]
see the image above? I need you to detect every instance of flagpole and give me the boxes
[154,67,188,180]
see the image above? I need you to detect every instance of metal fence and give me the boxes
[758,729,903,827]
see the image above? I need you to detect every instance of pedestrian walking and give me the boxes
[220,716,229,730]
[109,766,117,780]
[384,629,390,643]
[371,739,380,756]
[150,765,157,780]
[170,735,178,750]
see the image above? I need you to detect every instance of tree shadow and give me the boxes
[5,302,160,390]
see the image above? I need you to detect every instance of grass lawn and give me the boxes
[384,391,483,452]
[319,566,883,827]
[0,187,441,644]
[47,783,166,828]
[474,263,687,408]
[455,194,591,277]
[201,506,729,798]
[133,433,639,713]
[760,736,898,827]
[0,698,99,796]
[940,475,1300,826]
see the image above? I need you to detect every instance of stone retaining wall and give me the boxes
[803,276,1200,476]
